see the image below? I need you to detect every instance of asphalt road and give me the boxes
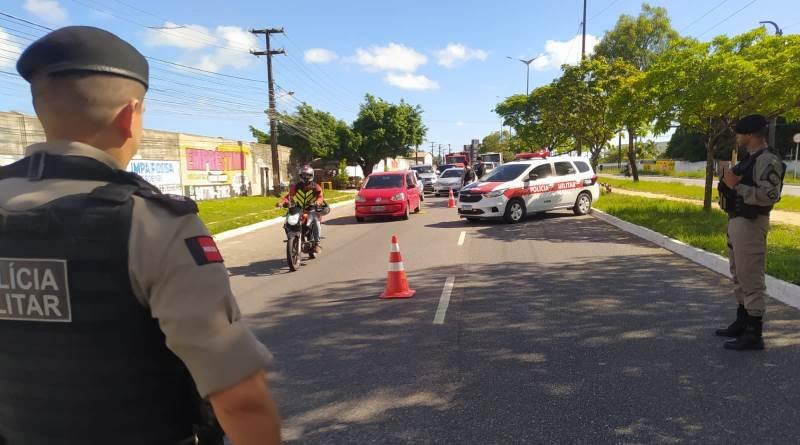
[218,195,800,444]
[605,174,800,196]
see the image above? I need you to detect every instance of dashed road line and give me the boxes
[433,276,456,325]
[457,231,466,246]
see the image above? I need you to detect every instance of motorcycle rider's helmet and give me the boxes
[299,165,314,184]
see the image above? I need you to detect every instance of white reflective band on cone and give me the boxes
[391,244,401,252]
[388,262,405,272]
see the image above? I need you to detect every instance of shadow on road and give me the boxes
[227,258,296,277]
[245,244,800,443]
[324,215,407,226]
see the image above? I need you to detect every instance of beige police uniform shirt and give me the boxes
[0,140,272,397]
[735,147,784,207]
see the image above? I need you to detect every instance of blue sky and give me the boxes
[2,0,799,153]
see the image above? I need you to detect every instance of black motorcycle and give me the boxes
[284,202,328,271]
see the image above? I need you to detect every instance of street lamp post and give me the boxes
[506,55,541,96]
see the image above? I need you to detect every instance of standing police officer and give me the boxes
[0,27,281,444]
[716,114,786,351]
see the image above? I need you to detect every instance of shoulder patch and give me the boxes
[185,236,224,265]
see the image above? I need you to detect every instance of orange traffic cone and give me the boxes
[447,188,456,208]
[380,235,416,299]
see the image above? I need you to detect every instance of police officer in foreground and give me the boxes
[0,27,281,444]
[716,114,786,351]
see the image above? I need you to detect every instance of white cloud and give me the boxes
[385,73,439,91]
[355,43,427,72]
[24,0,68,24]
[304,48,338,64]
[532,34,600,71]
[144,23,257,73]
[143,22,217,50]
[455,121,465,127]
[436,43,488,68]
[0,30,22,69]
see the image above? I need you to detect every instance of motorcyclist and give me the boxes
[278,165,325,253]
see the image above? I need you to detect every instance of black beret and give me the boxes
[734,114,769,134]
[16,26,149,90]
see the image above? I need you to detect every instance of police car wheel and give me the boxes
[402,203,410,220]
[504,199,526,224]
[573,192,592,216]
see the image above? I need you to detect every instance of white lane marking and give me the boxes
[457,231,466,246]
[433,276,456,325]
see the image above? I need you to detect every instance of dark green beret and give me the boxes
[734,114,769,134]
[16,26,149,90]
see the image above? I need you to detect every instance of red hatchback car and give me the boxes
[355,171,422,222]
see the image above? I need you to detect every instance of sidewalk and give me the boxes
[609,188,800,227]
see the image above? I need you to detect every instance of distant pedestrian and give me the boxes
[474,156,486,179]
[716,114,786,350]
[463,160,476,186]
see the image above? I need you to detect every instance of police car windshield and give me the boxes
[364,175,404,189]
[483,164,530,182]
[440,169,463,178]
[411,166,434,174]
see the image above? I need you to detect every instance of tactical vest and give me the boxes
[0,153,201,445]
[292,181,320,207]
[718,149,783,219]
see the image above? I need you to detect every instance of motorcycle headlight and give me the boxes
[391,193,405,201]
[483,188,508,198]
[355,195,366,203]
[286,213,301,225]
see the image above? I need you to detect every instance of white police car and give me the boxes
[457,152,600,223]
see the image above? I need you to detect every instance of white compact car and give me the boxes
[434,168,465,196]
[457,155,600,223]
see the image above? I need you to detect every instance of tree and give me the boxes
[646,29,800,211]
[494,85,573,153]
[336,94,427,177]
[480,130,515,162]
[249,103,348,164]
[556,57,624,168]
[594,3,680,181]
[665,127,707,162]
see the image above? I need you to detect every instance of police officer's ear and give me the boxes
[113,99,142,139]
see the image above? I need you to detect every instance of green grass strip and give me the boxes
[198,190,353,235]
[595,193,800,285]
[599,176,800,213]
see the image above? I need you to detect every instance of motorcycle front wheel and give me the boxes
[287,235,301,271]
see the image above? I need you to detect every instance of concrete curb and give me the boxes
[213,200,354,242]
[592,209,800,310]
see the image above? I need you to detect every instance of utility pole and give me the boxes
[758,21,782,150]
[618,132,622,170]
[581,0,588,59]
[251,27,285,196]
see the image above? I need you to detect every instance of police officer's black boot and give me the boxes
[724,315,765,351]
[715,304,747,337]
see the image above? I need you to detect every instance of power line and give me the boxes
[0,12,52,31]
[681,0,730,32]
[589,0,622,21]
[698,0,758,37]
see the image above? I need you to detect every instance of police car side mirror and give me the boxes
[528,173,539,181]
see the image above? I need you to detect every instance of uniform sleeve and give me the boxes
[736,154,784,206]
[128,197,273,397]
